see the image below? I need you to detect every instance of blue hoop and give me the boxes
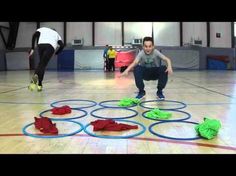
[84,119,146,139]
[90,107,138,120]
[22,120,84,139]
[139,100,187,110]
[50,99,97,109]
[39,108,87,120]
[99,100,138,108]
[149,121,201,140]
[142,109,191,122]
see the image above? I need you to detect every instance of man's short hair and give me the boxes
[143,36,154,45]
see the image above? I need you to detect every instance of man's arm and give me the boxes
[103,49,107,58]
[55,40,64,55]
[119,58,139,77]
[159,53,173,74]
[29,31,40,58]
[31,31,40,50]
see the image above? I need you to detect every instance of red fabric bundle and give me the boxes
[115,50,136,68]
[34,117,58,135]
[51,105,72,115]
[91,119,138,131]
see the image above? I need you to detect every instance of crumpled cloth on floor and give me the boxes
[195,117,221,139]
[91,119,138,131]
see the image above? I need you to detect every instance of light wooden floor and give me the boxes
[0,70,236,154]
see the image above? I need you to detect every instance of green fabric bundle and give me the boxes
[195,117,221,139]
[118,98,141,107]
[146,108,172,120]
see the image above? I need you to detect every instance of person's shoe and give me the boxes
[31,74,38,84]
[135,91,146,99]
[157,91,165,100]
[28,83,36,91]
[37,85,43,92]
[28,74,39,91]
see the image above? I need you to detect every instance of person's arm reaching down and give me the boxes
[55,40,64,55]
[29,31,40,58]
[158,52,173,74]
[119,57,139,77]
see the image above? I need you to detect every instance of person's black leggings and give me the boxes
[108,58,115,71]
[34,44,55,86]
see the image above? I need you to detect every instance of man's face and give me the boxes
[143,41,154,55]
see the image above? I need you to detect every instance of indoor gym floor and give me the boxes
[0,70,236,154]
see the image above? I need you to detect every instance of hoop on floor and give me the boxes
[84,119,146,139]
[90,107,138,120]
[39,108,87,120]
[149,121,201,140]
[50,99,97,109]
[22,120,84,139]
[142,109,191,122]
[139,100,187,110]
[99,100,138,108]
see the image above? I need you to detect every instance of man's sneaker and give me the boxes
[28,74,38,91]
[28,83,36,91]
[157,91,165,100]
[135,91,146,99]
[37,85,43,92]
[31,74,38,84]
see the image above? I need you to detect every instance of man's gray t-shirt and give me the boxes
[136,49,166,68]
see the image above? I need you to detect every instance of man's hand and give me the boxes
[118,70,129,78]
[165,66,173,75]
[28,49,34,59]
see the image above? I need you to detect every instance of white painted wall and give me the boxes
[124,22,152,44]
[153,22,180,46]
[0,22,9,49]
[66,22,92,46]
[0,37,5,49]
[234,22,236,37]
[210,22,231,48]
[0,22,8,27]
[15,22,37,48]
[95,22,122,46]
[6,52,29,70]
[11,21,234,49]
[74,50,104,69]
[183,22,207,47]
